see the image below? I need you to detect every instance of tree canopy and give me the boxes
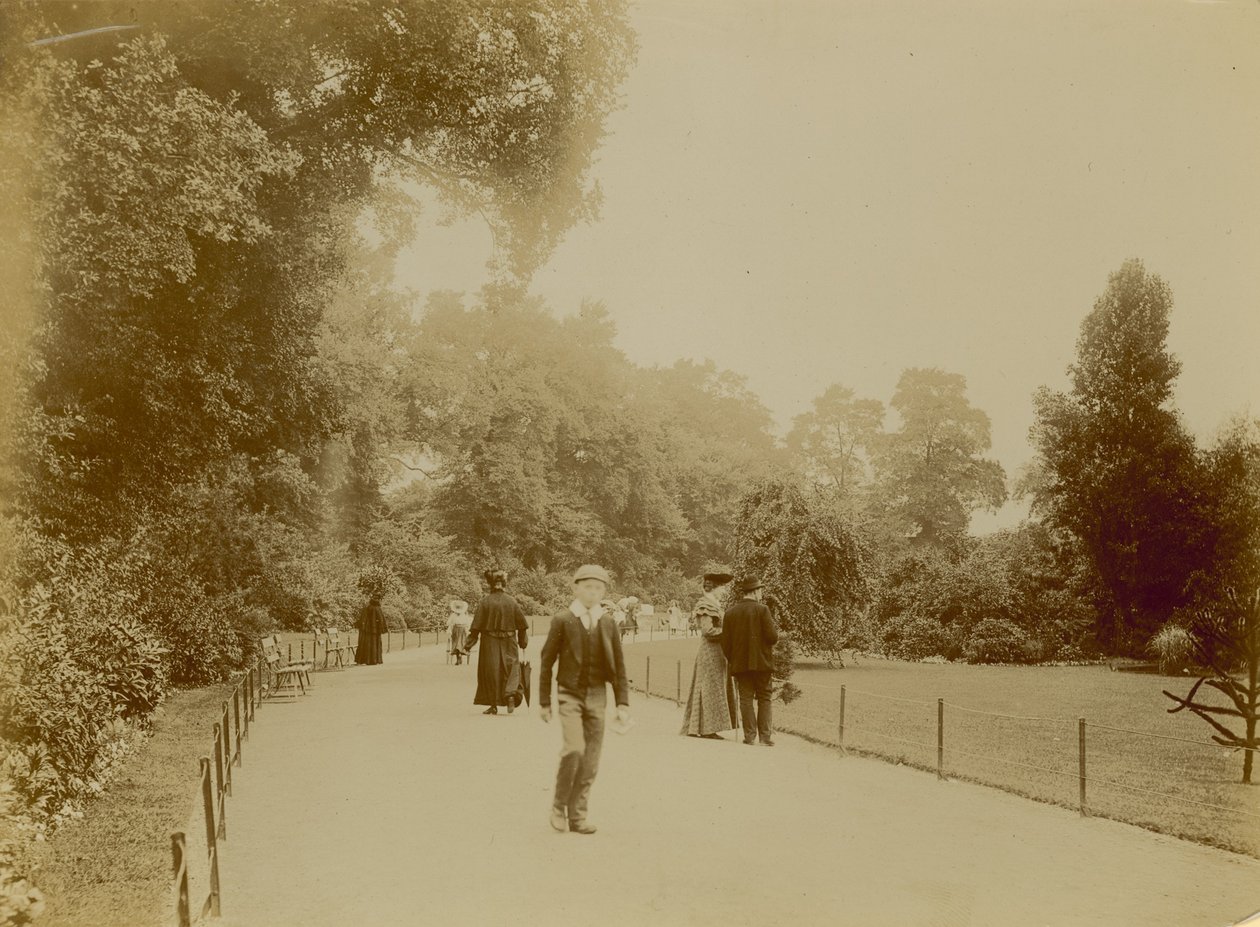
[1029,259,1215,650]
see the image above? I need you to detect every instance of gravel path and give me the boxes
[210,642,1260,927]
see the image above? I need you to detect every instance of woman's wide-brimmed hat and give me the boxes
[449,599,469,611]
[702,571,734,586]
[483,568,508,585]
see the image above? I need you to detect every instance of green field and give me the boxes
[623,637,1260,858]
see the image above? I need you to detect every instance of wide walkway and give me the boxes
[209,641,1260,927]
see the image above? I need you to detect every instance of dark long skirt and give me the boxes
[356,631,383,666]
[474,635,523,707]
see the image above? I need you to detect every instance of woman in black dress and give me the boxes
[466,569,529,714]
[355,594,387,666]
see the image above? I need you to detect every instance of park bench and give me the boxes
[260,634,313,693]
[260,641,307,700]
[321,627,354,669]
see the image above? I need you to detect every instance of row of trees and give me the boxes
[0,0,638,843]
[738,261,1257,672]
[1,0,1257,870]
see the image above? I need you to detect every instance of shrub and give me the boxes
[0,784,44,927]
[886,616,953,661]
[1148,622,1195,675]
[963,618,1032,664]
[514,593,547,616]
[3,618,121,819]
[772,634,800,703]
[73,616,168,721]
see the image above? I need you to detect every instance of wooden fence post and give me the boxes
[212,724,227,839]
[676,660,682,705]
[171,832,191,927]
[645,655,651,697]
[221,704,233,794]
[937,699,945,780]
[233,690,242,766]
[199,758,221,917]
[1078,718,1088,816]
[838,685,846,750]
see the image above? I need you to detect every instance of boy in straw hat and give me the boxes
[539,564,631,835]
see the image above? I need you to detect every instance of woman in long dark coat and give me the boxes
[355,595,387,666]
[465,569,529,715]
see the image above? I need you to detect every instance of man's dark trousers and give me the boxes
[733,670,772,744]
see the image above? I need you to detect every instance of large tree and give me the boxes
[870,368,1007,546]
[1029,259,1214,651]
[787,384,884,497]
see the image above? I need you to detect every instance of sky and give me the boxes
[395,0,1260,531]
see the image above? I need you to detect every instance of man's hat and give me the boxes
[735,576,764,594]
[573,564,611,586]
[702,571,734,585]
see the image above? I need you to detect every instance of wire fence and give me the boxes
[778,682,1260,857]
[616,642,1259,857]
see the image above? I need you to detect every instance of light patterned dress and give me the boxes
[680,592,738,736]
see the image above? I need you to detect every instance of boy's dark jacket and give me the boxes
[539,608,630,708]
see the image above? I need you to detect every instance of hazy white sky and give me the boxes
[395,0,1260,530]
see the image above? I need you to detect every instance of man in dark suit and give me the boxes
[539,564,631,834]
[721,576,779,746]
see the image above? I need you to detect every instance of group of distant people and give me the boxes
[356,562,779,834]
[432,563,779,834]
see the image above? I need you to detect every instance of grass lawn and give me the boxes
[624,636,1260,858]
[30,680,235,927]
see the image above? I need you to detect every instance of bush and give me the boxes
[2,618,125,820]
[74,616,168,721]
[963,618,1032,664]
[0,784,44,927]
[885,616,954,661]
[514,593,547,616]
[1148,622,1195,675]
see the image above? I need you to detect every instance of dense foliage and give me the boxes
[731,478,870,661]
[0,1,637,840]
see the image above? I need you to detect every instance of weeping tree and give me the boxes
[1163,587,1260,784]
[732,479,870,680]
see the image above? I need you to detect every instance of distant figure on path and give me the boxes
[355,595,387,666]
[447,599,470,665]
[721,576,778,746]
[681,572,738,740]
[667,600,687,637]
[540,564,631,835]
[466,569,529,715]
[618,596,639,641]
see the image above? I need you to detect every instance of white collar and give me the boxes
[570,600,603,622]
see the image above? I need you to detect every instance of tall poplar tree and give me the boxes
[1029,259,1213,651]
